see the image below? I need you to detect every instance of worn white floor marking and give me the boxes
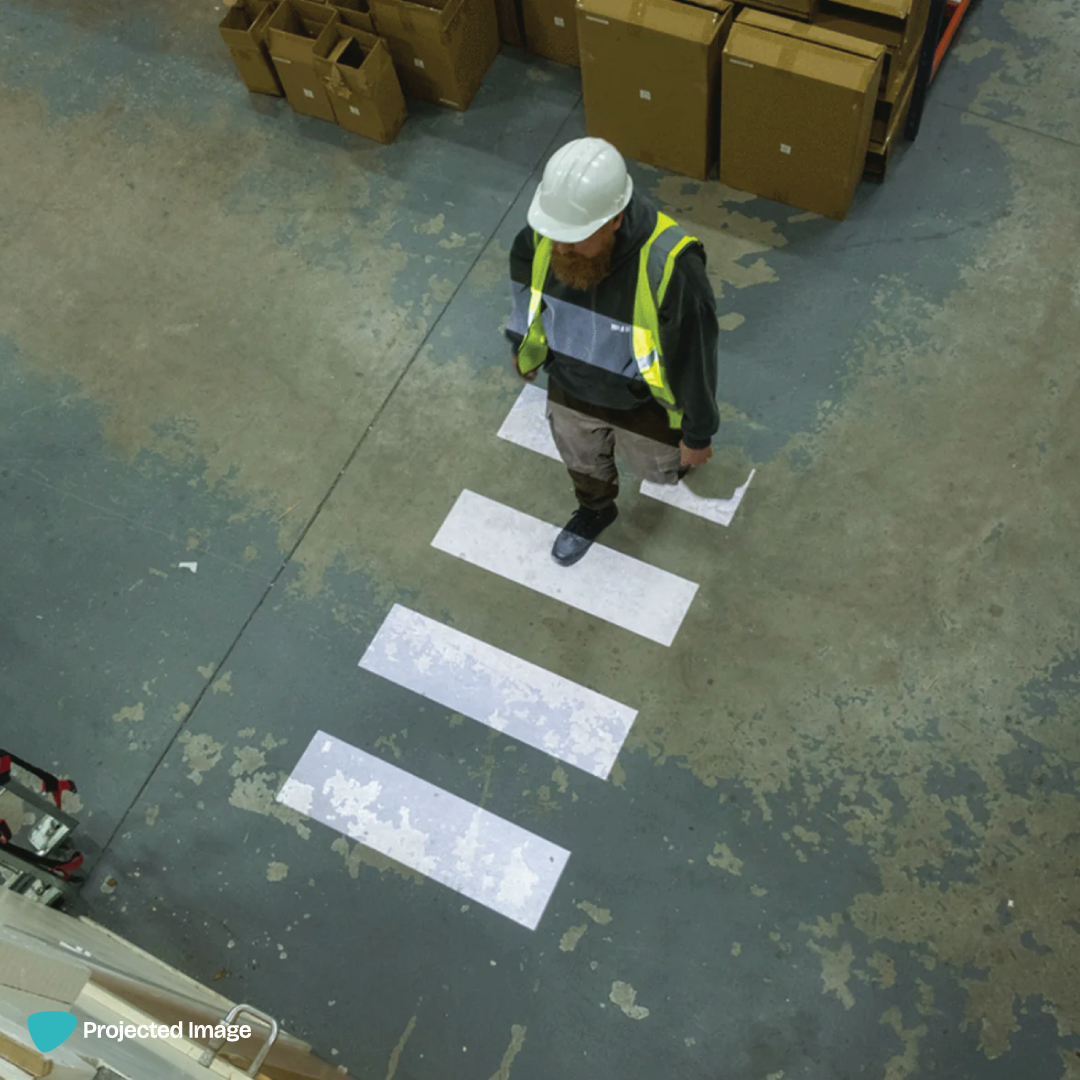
[430,490,698,647]
[360,605,637,780]
[499,384,755,525]
[277,731,569,930]
[639,469,756,527]
[497,382,562,462]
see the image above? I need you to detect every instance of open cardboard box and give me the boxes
[366,0,499,109]
[314,25,408,142]
[309,0,378,32]
[266,0,342,120]
[219,0,284,95]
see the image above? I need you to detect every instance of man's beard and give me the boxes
[550,243,614,291]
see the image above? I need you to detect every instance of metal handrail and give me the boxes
[197,1003,280,1078]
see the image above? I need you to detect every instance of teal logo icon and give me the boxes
[27,1011,78,1053]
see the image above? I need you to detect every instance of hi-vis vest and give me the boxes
[512,212,699,430]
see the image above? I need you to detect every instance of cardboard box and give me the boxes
[366,0,499,109]
[578,0,733,181]
[267,0,341,120]
[313,26,408,142]
[311,0,379,32]
[219,0,283,96]
[738,0,815,22]
[815,0,909,49]
[494,0,526,46]
[870,38,917,142]
[816,0,930,99]
[522,0,579,65]
[865,45,917,178]
[719,9,884,220]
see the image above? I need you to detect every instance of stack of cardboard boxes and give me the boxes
[221,0,928,217]
[577,0,734,183]
[571,0,929,217]
[218,0,499,142]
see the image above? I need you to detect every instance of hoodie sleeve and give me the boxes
[658,243,720,449]
[505,225,537,355]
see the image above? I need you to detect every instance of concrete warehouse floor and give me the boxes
[2,0,1079,1077]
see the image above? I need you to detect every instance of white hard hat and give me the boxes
[527,137,633,244]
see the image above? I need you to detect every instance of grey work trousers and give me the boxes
[545,380,686,512]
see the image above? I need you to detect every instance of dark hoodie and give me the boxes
[505,192,720,449]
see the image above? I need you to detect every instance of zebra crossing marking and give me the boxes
[497,382,755,525]
[359,604,637,780]
[277,731,570,930]
[430,489,699,647]
[639,469,755,527]
[496,381,562,463]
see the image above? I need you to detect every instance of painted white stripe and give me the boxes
[431,490,698,647]
[496,382,562,462]
[360,604,637,780]
[278,731,569,930]
[498,384,754,526]
[640,469,756,527]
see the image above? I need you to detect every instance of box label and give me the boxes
[350,105,361,115]
[639,89,651,100]
[780,144,791,154]
[585,14,609,22]
[303,88,314,98]
[554,15,565,25]
[414,58,425,68]
[729,58,754,68]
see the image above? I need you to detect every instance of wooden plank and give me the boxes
[0,899,358,1080]
[77,983,253,1079]
[0,1032,50,1078]
[864,49,919,179]
[0,1056,36,1080]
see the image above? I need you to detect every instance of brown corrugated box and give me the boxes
[310,0,379,32]
[815,0,909,47]
[220,0,283,95]
[522,0,580,65]
[578,0,734,181]
[719,8,884,220]
[739,0,816,23]
[494,0,526,46]
[267,0,342,120]
[870,37,917,142]
[313,25,408,142]
[816,0,929,99]
[865,45,917,177]
[366,0,499,109]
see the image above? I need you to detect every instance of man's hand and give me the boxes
[679,441,713,468]
[513,354,538,382]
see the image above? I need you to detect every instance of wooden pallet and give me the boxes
[864,54,919,181]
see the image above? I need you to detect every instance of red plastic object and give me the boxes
[932,0,975,81]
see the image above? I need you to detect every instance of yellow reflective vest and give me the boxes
[514,212,699,430]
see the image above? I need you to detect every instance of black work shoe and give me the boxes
[551,505,618,567]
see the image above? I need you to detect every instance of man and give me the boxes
[505,137,720,567]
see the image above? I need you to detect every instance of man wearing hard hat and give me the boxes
[506,137,720,567]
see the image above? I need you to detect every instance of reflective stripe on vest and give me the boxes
[514,215,697,429]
